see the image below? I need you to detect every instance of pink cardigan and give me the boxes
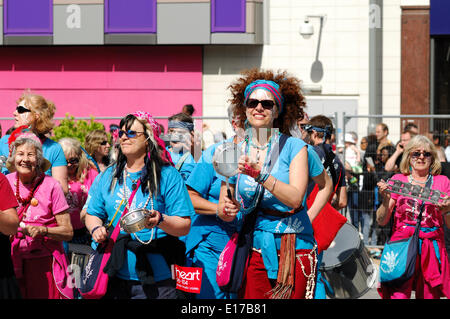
[378,174,450,299]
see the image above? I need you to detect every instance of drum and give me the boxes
[319,222,375,299]
[68,243,93,285]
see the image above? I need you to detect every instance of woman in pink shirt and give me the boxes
[5,127,74,299]
[59,138,98,245]
[377,135,450,299]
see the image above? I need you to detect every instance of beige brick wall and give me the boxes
[202,0,404,141]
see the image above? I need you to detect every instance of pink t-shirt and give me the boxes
[66,168,98,230]
[390,173,450,231]
[7,172,69,256]
[7,173,69,227]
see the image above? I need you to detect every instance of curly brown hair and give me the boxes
[228,68,306,135]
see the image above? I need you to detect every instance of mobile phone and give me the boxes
[366,157,375,167]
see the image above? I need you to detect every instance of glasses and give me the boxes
[360,141,368,144]
[67,157,79,165]
[245,99,275,110]
[100,140,109,146]
[299,124,308,130]
[16,105,31,114]
[411,151,432,159]
[118,129,145,139]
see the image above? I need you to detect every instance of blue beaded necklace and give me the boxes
[237,130,280,213]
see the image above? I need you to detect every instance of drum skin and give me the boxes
[319,223,375,299]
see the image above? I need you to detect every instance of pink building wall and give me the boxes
[0,46,202,135]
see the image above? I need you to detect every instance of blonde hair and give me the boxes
[59,137,92,183]
[84,130,109,156]
[399,134,442,176]
[17,91,56,135]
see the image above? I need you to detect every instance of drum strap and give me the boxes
[175,151,191,171]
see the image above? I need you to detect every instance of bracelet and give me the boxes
[268,176,277,192]
[157,211,165,226]
[255,173,269,184]
[90,225,101,235]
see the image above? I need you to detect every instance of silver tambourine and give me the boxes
[385,178,447,205]
[212,142,242,198]
[120,208,155,234]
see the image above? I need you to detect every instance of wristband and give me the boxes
[90,225,101,235]
[157,211,165,226]
[244,164,261,179]
[255,173,269,184]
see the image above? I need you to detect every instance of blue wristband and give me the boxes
[90,225,102,235]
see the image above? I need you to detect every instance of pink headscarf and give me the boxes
[132,111,174,166]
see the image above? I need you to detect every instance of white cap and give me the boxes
[344,133,356,144]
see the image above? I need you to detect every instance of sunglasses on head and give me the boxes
[118,129,145,139]
[67,157,79,165]
[245,99,275,110]
[411,151,432,158]
[16,105,31,114]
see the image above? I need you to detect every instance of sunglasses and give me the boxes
[245,99,275,110]
[118,129,145,139]
[100,140,109,146]
[411,151,432,159]
[16,105,31,114]
[67,157,79,165]
[299,124,309,130]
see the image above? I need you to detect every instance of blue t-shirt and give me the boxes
[166,146,196,182]
[86,165,194,282]
[42,137,67,175]
[0,135,9,174]
[184,138,238,253]
[0,135,9,158]
[220,135,324,279]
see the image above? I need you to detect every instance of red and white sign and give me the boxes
[173,265,203,294]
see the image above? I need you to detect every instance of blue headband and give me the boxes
[168,120,194,132]
[244,80,284,113]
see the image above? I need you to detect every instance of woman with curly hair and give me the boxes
[217,68,326,299]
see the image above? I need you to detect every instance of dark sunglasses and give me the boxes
[411,151,432,158]
[245,99,275,110]
[67,157,79,165]
[299,124,309,130]
[100,140,109,146]
[16,105,31,114]
[118,129,145,139]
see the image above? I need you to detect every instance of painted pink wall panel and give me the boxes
[0,46,202,90]
[0,46,202,133]
[0,71,202,90]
